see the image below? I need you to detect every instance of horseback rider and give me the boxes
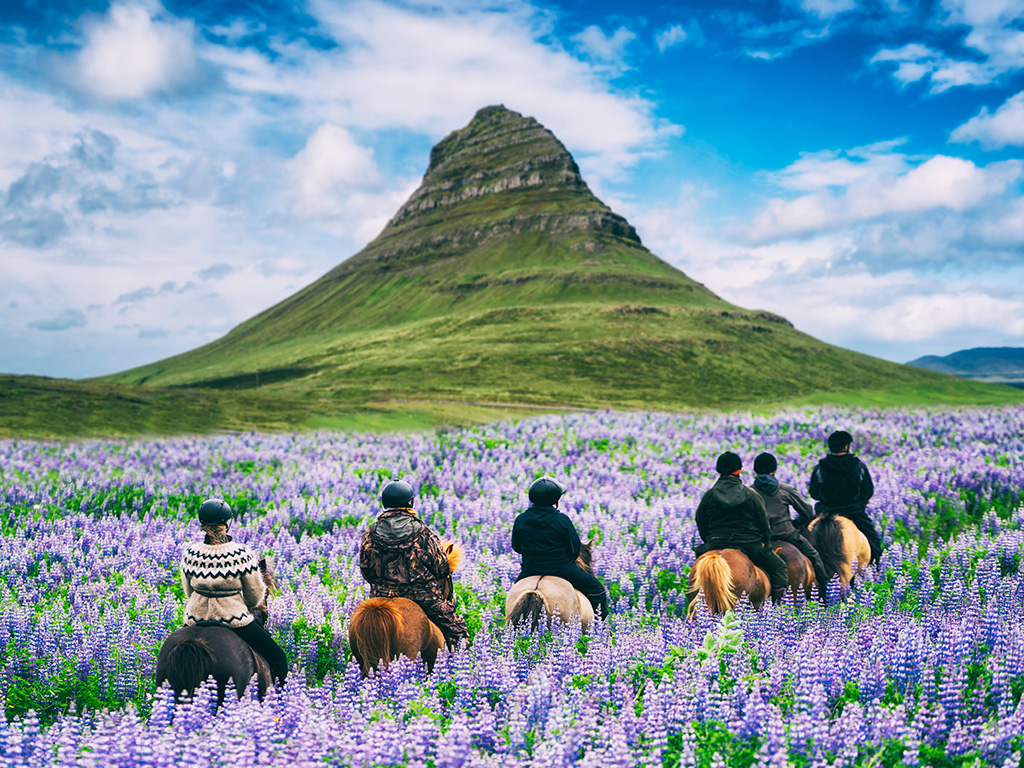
[809,430,883,563]
[512,476,609,619]
[694,452,789,602]
[180,498,288,685]
[358,480,469,649]
[751,452,829,595]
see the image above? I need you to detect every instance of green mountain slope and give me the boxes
[99,105,1016,412]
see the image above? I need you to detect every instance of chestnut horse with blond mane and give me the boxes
[348,541,464,676]
[686,542,817,617]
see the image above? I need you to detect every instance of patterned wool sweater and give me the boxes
[180,539,266,628]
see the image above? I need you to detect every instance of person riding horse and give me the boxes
[809,430,883,563]
[179,498,288,685]
[751,452,829,596]
[512,477,609,619]
[694,452,789,603]
[358,480,468,649]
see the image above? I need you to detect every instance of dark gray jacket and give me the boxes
[752,474,815,538]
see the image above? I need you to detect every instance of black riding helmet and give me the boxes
[198,498,233,526]
[381,480,415,509]
[528,476,567,506]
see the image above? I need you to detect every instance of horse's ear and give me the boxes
[258,558,268,571]
[585,539,594,547]
[446,543,454,554]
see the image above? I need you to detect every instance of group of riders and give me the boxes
[178,429,882,685]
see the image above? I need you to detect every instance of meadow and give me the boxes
[1,407,1023,767]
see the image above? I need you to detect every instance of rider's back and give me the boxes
[180,539,266,627]
[512,505,581,572]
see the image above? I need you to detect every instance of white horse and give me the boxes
[505,542,595,631]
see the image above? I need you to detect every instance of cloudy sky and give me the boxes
[1,0,1023,378]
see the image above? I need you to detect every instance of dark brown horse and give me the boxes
[348,541,464,677]
[504,542,595,631]
[155,558,276,702]
[686,549,770,617]
[772,540,816,600]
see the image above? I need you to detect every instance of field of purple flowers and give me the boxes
[1,407,1023,767]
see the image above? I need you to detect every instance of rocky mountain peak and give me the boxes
[386,104,598,230]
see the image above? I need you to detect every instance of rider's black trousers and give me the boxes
[835,508,884,562]
[516,563,610,619]
[233,621,288,685]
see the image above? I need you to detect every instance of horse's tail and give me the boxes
[350,598,402,673]
[687,552,734,617]
[164,638,214,695]
[809,515,847,584]
[508,590,546,631]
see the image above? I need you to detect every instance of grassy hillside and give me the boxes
[5,106,1016,440]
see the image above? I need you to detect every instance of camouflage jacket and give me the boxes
[359,508,451,589]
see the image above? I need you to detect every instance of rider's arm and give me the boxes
[560,515,582,560]
[358,530,380,584]
[694,492,711,541]
[750,492,770,545]
[788,487,815,527]
[808,464,824,501]
[240,549,267,610]
[511,514,524,554]
[858,462,875,503]
[179,552,194,598]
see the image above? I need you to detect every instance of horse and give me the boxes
[686,548,770,618]
[772,540,816,600]
[348,541,464,677]
[806,513,871,587]
[155,558,277,702]
[504,541,596,632]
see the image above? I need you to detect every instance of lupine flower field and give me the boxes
[2,407,1024,767]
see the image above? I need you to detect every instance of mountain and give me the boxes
[909,348,1024,388]
[98,106,1016,415]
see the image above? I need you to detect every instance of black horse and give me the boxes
[156,559,276,701]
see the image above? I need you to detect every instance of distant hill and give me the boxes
[908,347,1024,388]
[96,105,1019,418]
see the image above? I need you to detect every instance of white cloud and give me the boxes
[749,147,1022,241]
[951,91,1024,149]
[289,125,381,216]
[65,2,200,101]
[571,25,637,66]
[654,24,688,53]
[799,0,857,20]
[871,0,1024,91]
[214,0,677,180]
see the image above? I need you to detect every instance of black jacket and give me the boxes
[695,474,770,547]
[512,504,582,572]
[809,453,874,513]
[752,474,815,538]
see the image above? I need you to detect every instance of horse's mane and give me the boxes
[576,540,594,574]
[439,540,465,573]
[809,515,847,584]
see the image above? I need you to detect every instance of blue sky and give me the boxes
[1,0,1023,378]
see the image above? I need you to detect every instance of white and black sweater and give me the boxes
[180,540,267,628]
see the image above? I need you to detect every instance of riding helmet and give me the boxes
[828,430,853,453]
[528,476,567,506]
[715,451,742,475]
[381,480,415,509]
[753,452,777,475]
[198,498,233,525]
